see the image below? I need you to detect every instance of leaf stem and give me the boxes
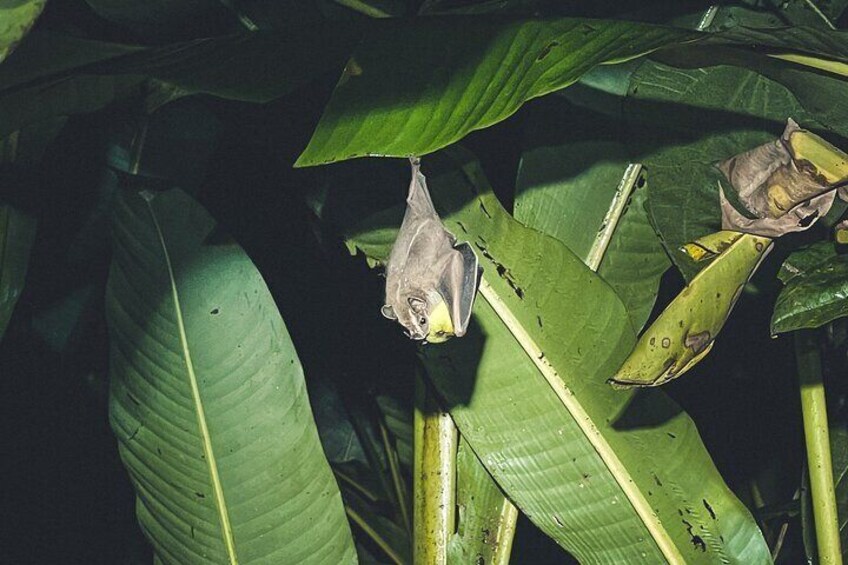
[414,370,457,564]
[796,330,842,565]
[801,0,837,30]
[334,0,393,18]
[585,163,642,272]
[379,416,412,533]
[696,5,720,30]
[142,193,237,564]
[345,506,406,565]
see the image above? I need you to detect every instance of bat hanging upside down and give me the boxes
[381,158,481,343]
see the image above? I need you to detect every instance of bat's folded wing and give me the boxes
[439,242,480,337]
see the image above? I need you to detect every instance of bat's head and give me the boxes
[381,289,456,343]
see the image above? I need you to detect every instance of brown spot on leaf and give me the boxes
[684,331,711,354]
[661,337,671,349]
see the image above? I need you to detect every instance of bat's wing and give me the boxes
[438,242,480,337]
[405,157,440,219]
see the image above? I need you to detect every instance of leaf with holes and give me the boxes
[565,59,848,281]
[106,188,355,564]
[295,18,699,166]
[514,98,669,332]
[338,149,770,563]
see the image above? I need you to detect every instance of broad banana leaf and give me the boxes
[295,19,700,166]
[295,18,848,167]
[565,59,848,280]
[106,188,356,563]
[342,148,770,563]
[515,98,669,332]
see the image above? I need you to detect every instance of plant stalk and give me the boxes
[796,330,843,565]
[413,370,457,564]
[585,163,642,272]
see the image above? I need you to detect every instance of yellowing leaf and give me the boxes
[611,232,772,387]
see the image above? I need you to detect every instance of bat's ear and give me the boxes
[381,305,397,320]
[439,242,480,337]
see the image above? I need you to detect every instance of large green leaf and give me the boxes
[294,16,848,168]
[771,242,848,334]
[106,188,356,563]
[0,0,45,63]
[566,59,848,280]
[515,98,669,332]
[342,149,770,563]
[0,205,36,341]
[294,18,699,166]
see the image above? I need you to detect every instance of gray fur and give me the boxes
[382,158,479,341]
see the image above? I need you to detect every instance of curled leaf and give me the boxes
[611,232,772,387]
[719,185,835,238]
[718,119,848,236]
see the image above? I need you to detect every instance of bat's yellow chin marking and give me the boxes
[425,298,455,343]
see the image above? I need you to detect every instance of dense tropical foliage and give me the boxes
[4,1,848,563]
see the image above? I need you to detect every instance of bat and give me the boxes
[381,158,480,343]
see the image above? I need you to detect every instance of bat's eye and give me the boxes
[419,317,427,326]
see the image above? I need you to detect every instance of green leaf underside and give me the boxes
[569,59,848,281]
[772,243,848,334]
[514,98,669,332]
[0,0,45,63]
[0,206,36,341]
[295,18,699,166]
[345,149,769,563]
[106,188,355,564]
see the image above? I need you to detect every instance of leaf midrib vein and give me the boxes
[478,277,684,564]
[144,195,239,565]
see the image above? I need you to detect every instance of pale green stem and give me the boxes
[697,5,720,30]
[333,467,380,503]
[801,0,837,30]
[413,371,457,564]
[335,0,393,17]
[379,417,412,533]
[585,163,642,272]
[218,0,259,30]
[345,506,405,565]
[796,330,843,565]
[489,493,519,565]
